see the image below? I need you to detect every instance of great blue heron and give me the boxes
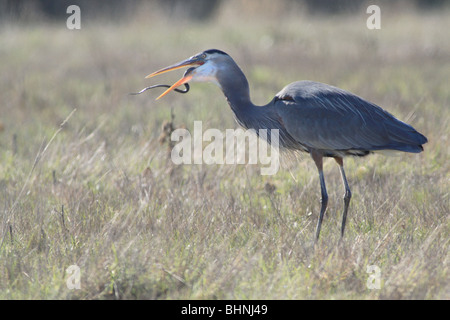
[144,49,428,242]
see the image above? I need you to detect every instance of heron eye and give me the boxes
[200,53,207,59]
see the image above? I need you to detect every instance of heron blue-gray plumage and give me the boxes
[146,49,428,242]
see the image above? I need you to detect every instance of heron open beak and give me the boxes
[145,56,203,99]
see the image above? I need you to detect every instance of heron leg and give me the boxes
[334,157,352,238]
[311,151,328,242]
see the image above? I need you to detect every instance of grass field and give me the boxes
[0,2,449,299]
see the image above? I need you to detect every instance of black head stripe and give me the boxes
[203,49,228,56]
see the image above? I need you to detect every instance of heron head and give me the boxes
[146,49,229,100]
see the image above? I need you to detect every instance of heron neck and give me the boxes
[217,65,255,113]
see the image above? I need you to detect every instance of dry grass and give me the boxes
[0,3,448,299]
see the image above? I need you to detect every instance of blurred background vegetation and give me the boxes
[1,0,450,21]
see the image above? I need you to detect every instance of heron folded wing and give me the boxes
[274,81,425,154]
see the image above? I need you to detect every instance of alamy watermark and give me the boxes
[66,265,81,290]
[366,5,381,30]
[170,121,280,175]
[366,265,381,289]
[65,4,380,31]
[66,5,81,30]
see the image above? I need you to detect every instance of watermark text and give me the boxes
[171,121,280,175]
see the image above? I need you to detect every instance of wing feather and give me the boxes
[274,81,426,153]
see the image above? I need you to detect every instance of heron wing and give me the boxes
[274,81,426,154]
